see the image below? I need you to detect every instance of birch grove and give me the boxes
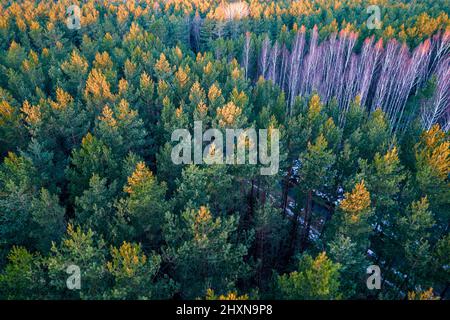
[245,28,450,131]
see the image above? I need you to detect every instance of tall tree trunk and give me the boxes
[285,206,299,265]
[300,190,313,251]
[281,166,293,216]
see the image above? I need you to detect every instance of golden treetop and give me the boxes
[50,88,73,110]
[175,66,190,88]
[231,88,248,109]
[124,161,154,194]
[193,206,214,243]
[231,67,241,80]
[385,146,399,163]
[196,206,212,224]
[175,105,183,118]
[118,78,129,94]
[124,59,137,77]
[140,72,153,89]
[205,142,222,161]
[374,146,400,174]
[203,61,213,75]
[416,124,450,180]
[408,288,439,300]
[205,288,249,300]
[155,53,171,75]
[94,51,113,70]
[55,41,63,51]
[422,124,445,149]
[208,83,222,102]
[217,101,242,127]
[84,68,113,100]
[81,2,99,26]
[98,105,117,128]
[427,141,450,180]
[8,40,20,53]
[81,132,94,146]
[117,99,137,121]
[196,52,205,63]
[189,81,206,104]
[162,96,171,109]
[218,291,249,300]
[174,46,183,60]
[42,47,49,57]
[0,14,8,29]
[107,241,147,278]
[158,79,170,96]
[126,22,141,40]
[117,4,130,24]
[308,94,322,118]
[63,223,94,250]
[340,180,371,221]
[21,100,41,125]
[196,101,208,117]
[0,101,13,125]
[62,50,89,75]
[30,21,41,31]
[312,251,330,270]
[103,32,113,42]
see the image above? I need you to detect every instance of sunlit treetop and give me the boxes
[217,101,242,127]
[124,161,154,194]
[84,69,113,100]
[339,180,371,221]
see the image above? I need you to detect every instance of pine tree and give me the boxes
[164,206,249,299]
[84,68,114,114]
[74,174,118,241]
[174,65,191,102]
[28,188,66,252]
[46,224,108,299]
[276,252,341,300]
[296,134,336,252]
[328,235,368,299]
[0,153,65,254]
[174,165,237,215]
[357,146,406,232]
[0,246,45,299]
[30,88,90,166]
[67,133,119,202]
[395,197,435,295]
[154,53,173,81]
[0,90,26,156]
[58,50,89,97]
[253,202,289,290]
[106,241,176,299]
[326,181,372,298]
[414,124,449,225]
[118,161,169,248]
[429,233,450,297]
[95,99,147,159]
[332,181,372,246]
[359,109,390,161]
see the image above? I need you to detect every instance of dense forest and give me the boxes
[0,0,449,300]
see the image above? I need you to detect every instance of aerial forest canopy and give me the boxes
[0,0,449,300]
